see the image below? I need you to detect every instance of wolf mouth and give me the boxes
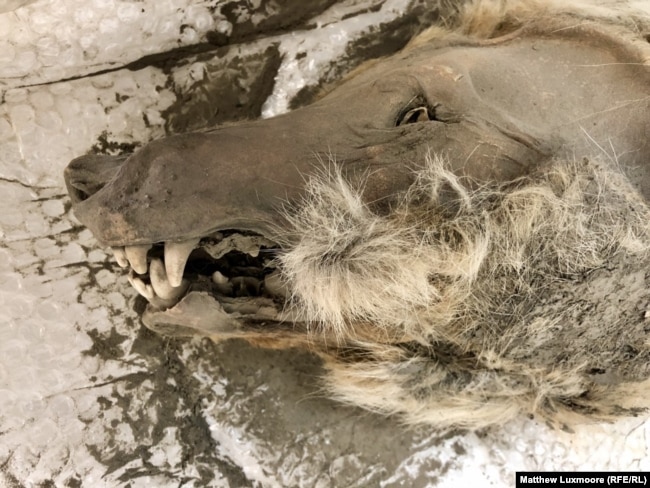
[113,230,292,332]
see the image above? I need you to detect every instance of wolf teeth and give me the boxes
[128,273,154,300]
[125,244,151,274]
[150,258,188,300]
[211,271,234,295]
[112,247,129,268]
[164,238,199,287]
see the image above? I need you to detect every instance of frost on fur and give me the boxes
[279,155,650,427]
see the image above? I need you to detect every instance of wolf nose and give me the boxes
[64,153,127,204]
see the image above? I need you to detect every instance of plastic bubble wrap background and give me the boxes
[1,0,649,486]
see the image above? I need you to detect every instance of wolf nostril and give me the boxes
[71,187,91,203]
[64,171,104,204]
[64,153,129,204]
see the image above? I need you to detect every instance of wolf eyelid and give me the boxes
[396,105,437,126]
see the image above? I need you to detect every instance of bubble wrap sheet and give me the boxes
[1,0,649,486]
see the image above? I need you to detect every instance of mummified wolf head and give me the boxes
[65,0,650,429]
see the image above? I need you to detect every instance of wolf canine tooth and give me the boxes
[112,247,129,268]
[125,244,151,274]
[150,258,188,300]
[164,238,199,287]
[128,273,154,300]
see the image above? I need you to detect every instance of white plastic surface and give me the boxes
[1,1,648,486]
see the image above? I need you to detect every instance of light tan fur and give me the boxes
[279,154,650,428]
[273,0,650,428]
[409,0,650,48]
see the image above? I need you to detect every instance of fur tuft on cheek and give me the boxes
[279,152,650,364]
[278,161,491,341]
